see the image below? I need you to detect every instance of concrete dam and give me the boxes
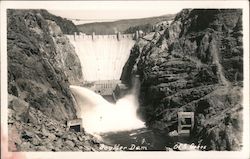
[67,33,135,82]
[67,33,145,133]
[67,33,136,96]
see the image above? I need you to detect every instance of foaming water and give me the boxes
[70,85,145,134]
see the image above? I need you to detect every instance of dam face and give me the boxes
[67,33,146,133]
[67,33,145,133]
[67,34,135,83]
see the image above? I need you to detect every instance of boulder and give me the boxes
[65,140,75,147]
[8,95,29,122]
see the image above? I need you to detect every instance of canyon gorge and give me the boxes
[7,8,243,152]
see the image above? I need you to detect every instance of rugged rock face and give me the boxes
[7,9,83,121]
[121,9,243,150]
[40,9,79,35]
[7,9,108,151]
[8,95,102,151]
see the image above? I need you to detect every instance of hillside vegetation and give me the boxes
[77,14,175,35]
[43,10,79,34]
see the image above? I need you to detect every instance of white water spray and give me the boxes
[67,34,143,134]
[70,85,145,134]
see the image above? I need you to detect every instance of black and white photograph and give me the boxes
[1,1,249,159]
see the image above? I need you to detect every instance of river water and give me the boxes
[70,85,198,151]
[99,128,194,151]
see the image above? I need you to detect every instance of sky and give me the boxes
[3,1,246,25]
[47,2,182,25]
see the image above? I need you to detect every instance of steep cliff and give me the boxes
[7,9,108,151]
[8,9,83,121]
[121,9,243,150]
[40,9,79,35]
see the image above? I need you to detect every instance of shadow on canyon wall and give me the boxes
[121,9,243,151]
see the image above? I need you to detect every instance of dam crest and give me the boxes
[67,31,140,41]
[66,32,140,98]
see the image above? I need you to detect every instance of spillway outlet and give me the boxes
[113,83,129,101]
[66,118,83,132]
[84,80,130,102]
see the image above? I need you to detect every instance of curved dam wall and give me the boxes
[66,33,145,134]
[67,34,135,82]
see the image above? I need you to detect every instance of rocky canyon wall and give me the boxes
[8,9,83,121]
[121,9,243,150]
[7,9,109,151]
